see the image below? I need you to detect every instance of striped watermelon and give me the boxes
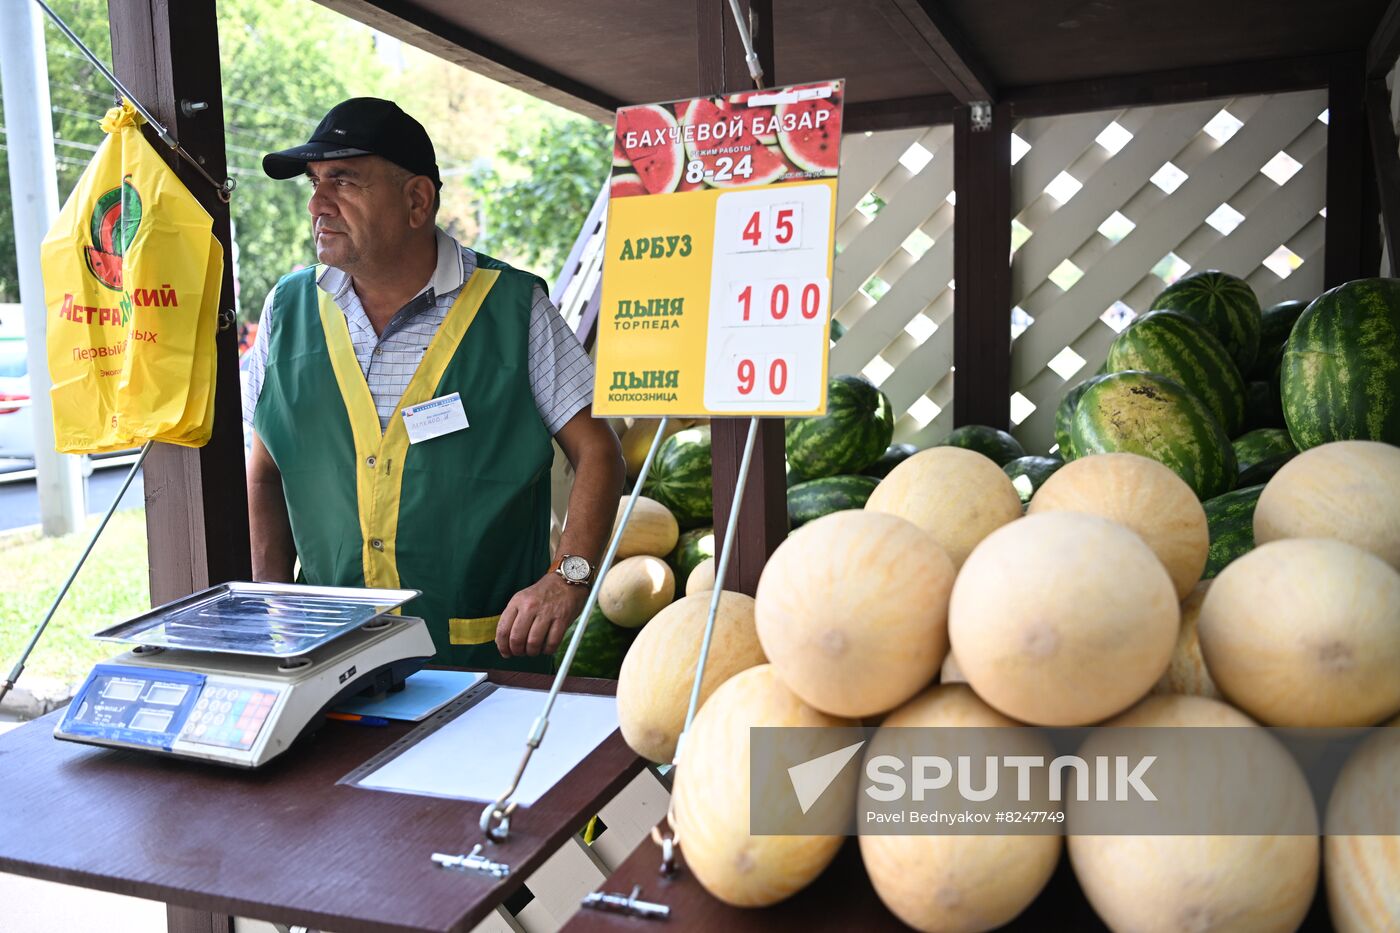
[1281,278,1400,450]
[1150,270,1262,374]
[1055,374,1110,459]
[939,424,1026,466]
[1250,298,1309,381]
[1106,310,1247,437]
[785,374,894,478]
[787,475,879,527]
[1071,371,1237,500]
[553,606,636,679]
[861,443,918,479]
[1232,428,1297,486]
[1202,484,1264,579]
[1003,455,1064,505]
[668,526,715,583]
[642,425,713,527]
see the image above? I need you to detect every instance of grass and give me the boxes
[0,510,150,686]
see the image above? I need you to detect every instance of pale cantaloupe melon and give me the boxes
[1325,724,1400,932]
[686,556,716,595]
[616,591,765,763]
[1254,439,1400,571]
[1150,580,1220,699]
[859,685,1061,932]
[1198,538,1400,726]
[612,495,680,559]
[755,510,955,717]
[597,555,674,628]
[1069,695,1319,933]
[865,446,1022,568]
[949,511,1178,725]
[671,664,852,907]
[1028,452,1208,599]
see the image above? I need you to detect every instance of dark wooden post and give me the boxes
[108,0,251,609]
[952,102,1012,429]
[697,0,787,596]
[1323,53,1381,285]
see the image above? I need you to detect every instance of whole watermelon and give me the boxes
[1106,310,1246,437]
[785,374,894,478]
[643,425,712,526]
[938,424,1026,466]
[1232,428,1297,487]
[1003,455,1064,505]
[787,475,879,527]
[1150,270,1262,374]
[861,443,919,479]
[1202,484,1264,579]
[1250,298,1309,380]
[1071,370,1237,500]
[1055,374,1110,459]
[1244,377,1286,432]
[553,606,635,679]
[668,526,715,583]
[1281,278,1400,449]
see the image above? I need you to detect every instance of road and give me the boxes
[0,461,145,532]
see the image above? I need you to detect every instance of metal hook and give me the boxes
[650,824,679,877]
[481,798,516,843]
[218,309,236,332]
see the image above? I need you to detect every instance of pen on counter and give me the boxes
[326,712,390,726]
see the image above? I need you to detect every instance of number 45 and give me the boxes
[741,207,797,247]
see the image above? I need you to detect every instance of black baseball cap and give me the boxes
[262,97,441,188]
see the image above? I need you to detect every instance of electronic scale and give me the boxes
[54,582,434,768]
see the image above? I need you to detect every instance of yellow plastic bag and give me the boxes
[40,100,221,453]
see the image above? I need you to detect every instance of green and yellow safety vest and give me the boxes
[254,255,554,671]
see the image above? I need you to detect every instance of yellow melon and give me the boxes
[1254,439,1400,571]
[1027,452,1207,599]
[1325,725,1400,932]
[671,664,853,907]
[1150,580,1220,699]
[616,592,765,763]
[621,418,694,480]
[949,511,1178,725]
[1198,538,1400,726]
[865,446,1022,568]
[859,685,1061,932]
[755,510,955,717]
[686,557,716,595]
[1068,695,1319,933]
[597,555,674,628]
[612,495,679,559]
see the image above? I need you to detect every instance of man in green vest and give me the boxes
[243,98,624,672]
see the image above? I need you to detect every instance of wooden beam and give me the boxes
[846,94,959,132]
[1365,78,1400,270]
[313,0,621,123]
[878,0,995,103]
[1005,54,1338,119]
[109,0,251,607]
[697,0,787,597]
[1324,55,1377,286]
[1369,0,1400,78]
[952,103,1011,429]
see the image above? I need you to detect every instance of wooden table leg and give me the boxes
[166,905,234,933]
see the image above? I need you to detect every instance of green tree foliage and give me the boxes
[467,114,611,281]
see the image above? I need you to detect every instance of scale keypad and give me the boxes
[181,685,278,750]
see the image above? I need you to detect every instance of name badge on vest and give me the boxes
[402,392,470,444]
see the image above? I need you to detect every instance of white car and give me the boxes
[0,333,34,462]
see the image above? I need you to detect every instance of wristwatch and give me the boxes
[553,554,594,586]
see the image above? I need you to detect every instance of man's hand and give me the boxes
[496,573,591,659]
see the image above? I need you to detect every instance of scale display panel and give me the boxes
[90,582,418,657]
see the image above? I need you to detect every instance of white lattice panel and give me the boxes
[1008,89,1330,454]
[831,125,958,447]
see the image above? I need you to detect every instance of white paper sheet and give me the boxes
[354,686,619,804]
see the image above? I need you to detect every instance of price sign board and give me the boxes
[594,79,844,417]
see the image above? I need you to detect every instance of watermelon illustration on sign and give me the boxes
[679,97,788,188]
[777,91,841,174]
[725,91,777,144]
[613,104,684,194]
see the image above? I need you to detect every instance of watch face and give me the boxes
[560,555,591,581]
